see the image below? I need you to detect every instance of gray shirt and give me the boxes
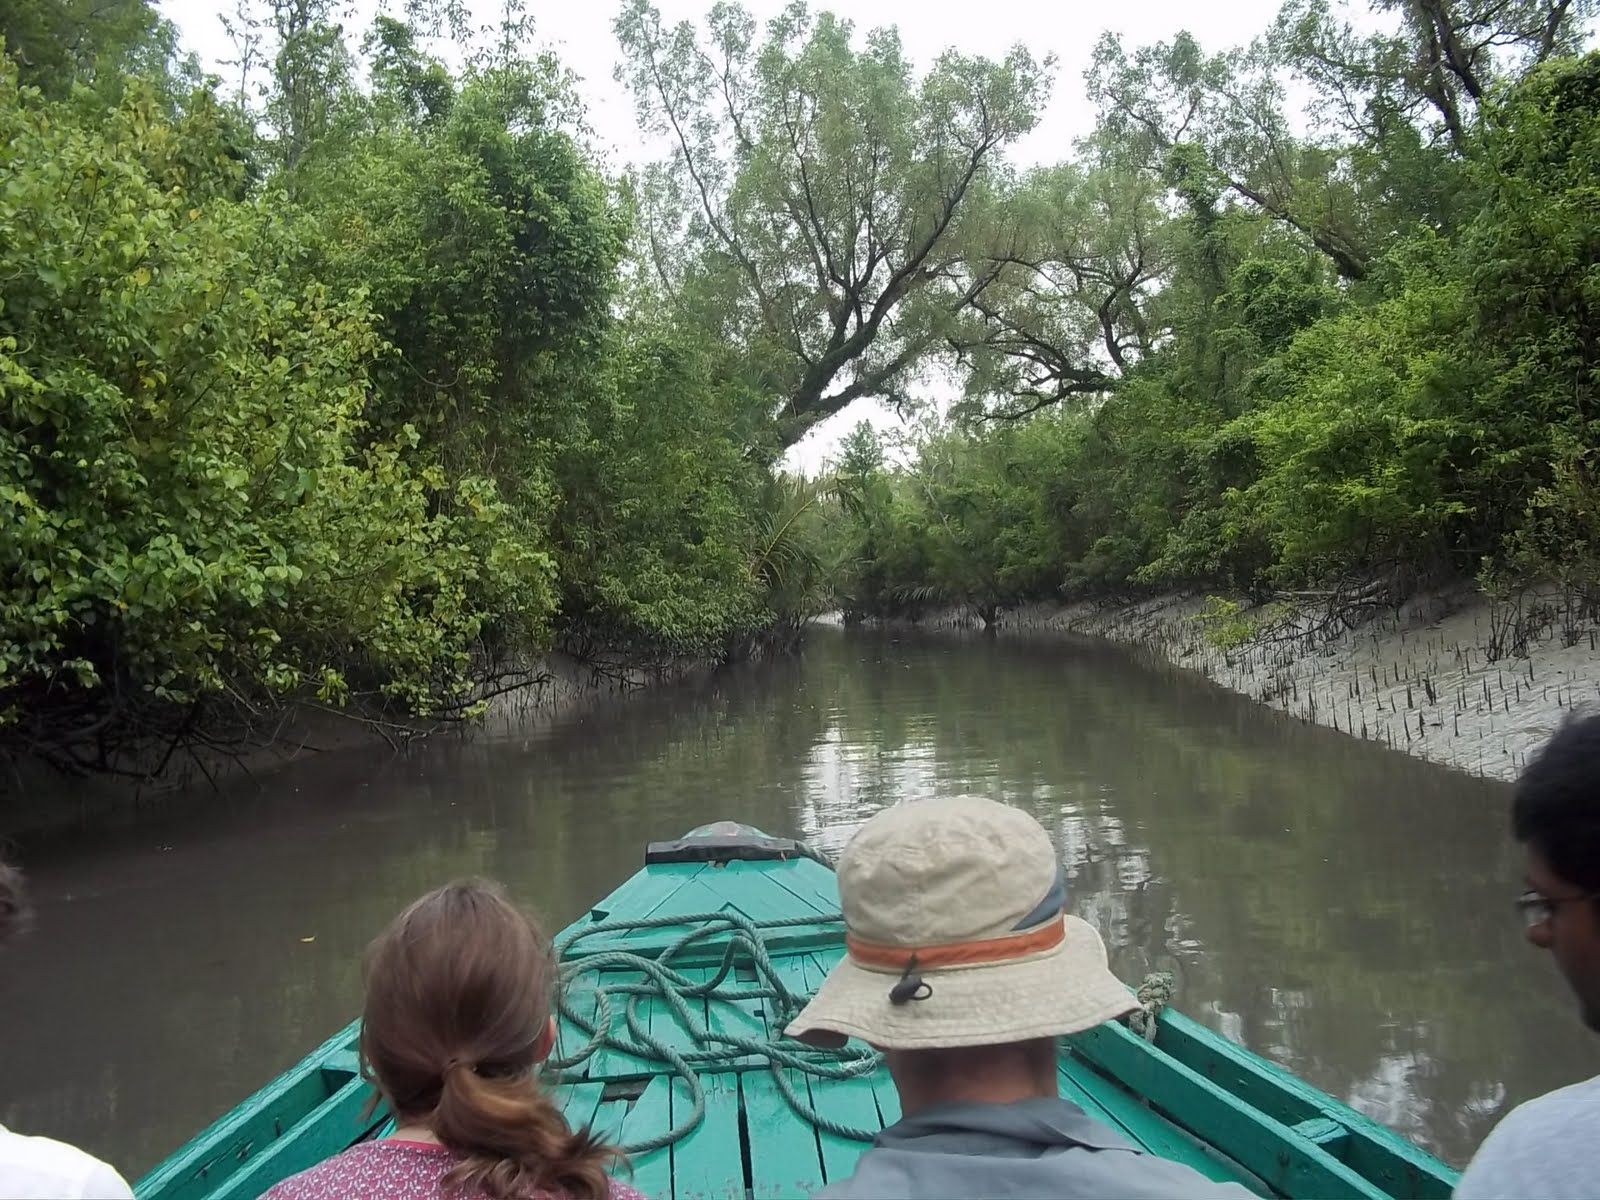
[812,1097,1257,1199]
[1455,1075,1600,1200]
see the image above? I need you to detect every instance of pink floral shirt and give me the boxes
[261,1140,648,1200]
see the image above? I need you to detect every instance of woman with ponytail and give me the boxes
[265,880,643,1200]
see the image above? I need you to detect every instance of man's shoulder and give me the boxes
[1455,1075,1600,1199]
[0,1126,134,1199]
[814,1132,1254,1199]
[1485,1074,1600,1140]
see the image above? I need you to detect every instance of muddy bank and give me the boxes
[894,584,1600,781]
[1,648,718,840]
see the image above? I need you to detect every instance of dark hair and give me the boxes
[1513,714,1600,893]
[360,879,617,1200]
[0,859,32,944]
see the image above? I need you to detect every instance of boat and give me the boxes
[135,821,1460,1199]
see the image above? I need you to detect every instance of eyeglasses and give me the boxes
[1516,889,1596,929]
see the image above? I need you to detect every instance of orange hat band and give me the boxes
[845,915,1066,973]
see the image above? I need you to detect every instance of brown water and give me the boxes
[0,627,1593,1182]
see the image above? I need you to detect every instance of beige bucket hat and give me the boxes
[786,796,1137,1050]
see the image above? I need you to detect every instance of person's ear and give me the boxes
[533,1014,557,1064]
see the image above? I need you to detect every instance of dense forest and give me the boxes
[1,0,1596,779]
[819,3,1600,630]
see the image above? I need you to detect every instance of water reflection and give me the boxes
[790,629,1595,1162]
[0,626,1593,1176]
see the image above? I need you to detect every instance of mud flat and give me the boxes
[948,584,1599,781]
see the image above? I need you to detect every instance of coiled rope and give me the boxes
[547,909,882,1154]
[547,909,1179,1154]
[1126,971,1175,1041]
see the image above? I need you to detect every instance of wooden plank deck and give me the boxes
[668,1071,744,1200]
[559,857,866,1198]
[791,955,892,1189]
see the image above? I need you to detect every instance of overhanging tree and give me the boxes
[1088,30,1379,282]
[1275,0,1598,156]
[1086,0,1596,285]
[949,159,1174,420]
[614,0,1051,449]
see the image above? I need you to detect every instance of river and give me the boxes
[1,627,1594,1180]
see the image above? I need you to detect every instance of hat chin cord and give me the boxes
[888,954,934,1005]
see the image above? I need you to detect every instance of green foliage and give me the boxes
[1228,253,1471,583]
[1465,55,1600,457]
[0,63,549,760]
[827,414,1088,620]
[833,41,1600,627]
[1503,434,1600,625]
[747,473,842,638]
[1452,52,1600,591]
[1,0,186,103]
[292,58,627,477]
[278,43,772,659]
[0,1,794,778]
[947,162,1170,419]
[616,0,1051,447]
[1196,597,1261,650]
[7,0,1599,777]
[552,330,765,653]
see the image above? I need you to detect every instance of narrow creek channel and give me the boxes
[1,627,1593,1178]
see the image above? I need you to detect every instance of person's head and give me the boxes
[0,858,31,945]
[360,879,617,1200]
[785,796,1136,1110]
[1513,715,1600,1031]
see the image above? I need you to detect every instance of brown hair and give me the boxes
[0,858,31,944]
[360,878,618,1200]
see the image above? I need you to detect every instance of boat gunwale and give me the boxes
[132,1023,372,1199]
[1150,1009,1457,1195]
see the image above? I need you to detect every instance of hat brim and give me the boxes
[784,915,1138,1050]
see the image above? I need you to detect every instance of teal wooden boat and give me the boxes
[135,823,1460,1200]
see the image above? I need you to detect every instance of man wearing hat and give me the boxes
[786,795,1253,1198]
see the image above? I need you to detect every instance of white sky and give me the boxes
[159,0,1301,471]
